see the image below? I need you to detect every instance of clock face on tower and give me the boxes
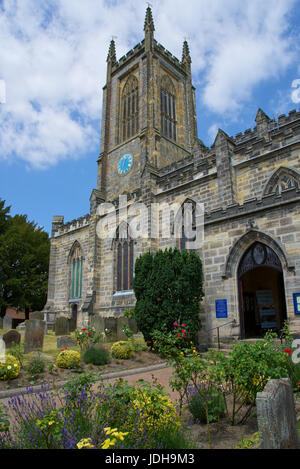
[117,154,133,175]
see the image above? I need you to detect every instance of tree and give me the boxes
[0,199,11,236]
[0,214,50,319]
[132,248,204,344]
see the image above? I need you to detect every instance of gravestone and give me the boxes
[128,317,138,334]
[69,317,77,333]
[0,317,3,329]
[116,317,129,341]
[104,317,117,342]
[0,337,5,363]
[57,335,77,350]
[55,317,69,336]
[24,319,45,354]
[30,311,44,320]
[2,329,21,349]
[256,378,300,449]
[90,315,105,333]
[3,316,12,330]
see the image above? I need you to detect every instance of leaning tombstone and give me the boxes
[2,330,21,349]
[24,319,45,354]
[256,378,300,449]
[55,317,69,336]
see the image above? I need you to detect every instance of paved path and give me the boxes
[102,365,178,401]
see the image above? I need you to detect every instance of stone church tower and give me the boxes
[44,7,300,346]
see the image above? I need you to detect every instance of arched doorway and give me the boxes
[238,242,287,338]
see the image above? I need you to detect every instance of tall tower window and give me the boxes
[161,75,176,141]
[121,75,139,142]
[115,223,134,291]
[70,243,83,299]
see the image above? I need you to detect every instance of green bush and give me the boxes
[26,357,45,376]
[111,341,135,360]
[83,345,110,366]
[56,349,81,369]
[132,248,203,344]
[130,336,148,353]
[187,385,225,423]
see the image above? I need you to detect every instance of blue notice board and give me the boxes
[215,299,228,319]
[293,293,300,315]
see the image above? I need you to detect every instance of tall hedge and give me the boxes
[132,248,204,343]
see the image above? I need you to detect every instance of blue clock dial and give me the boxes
[118,154,133,175]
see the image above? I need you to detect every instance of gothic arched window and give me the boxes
[274,174,299,195]
[70,243,83,299]
[161,75,176,141]
[121,75,139,142]
[115,224,134,291]
[263,167,300,196]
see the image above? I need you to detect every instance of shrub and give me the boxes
[235,432,260,449]
[130,381,180,436]
[130,336,148,353]
[111,341,135,360]
[133,248,203,344]
[0,354,20,380]
[56,350,81,369]
[75,327,96,353]
[187,384,225,423]
[9,344,24,368]
[26,357,45,376]
[83,345,110,366]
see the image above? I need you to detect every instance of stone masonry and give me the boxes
[43,7,300,347]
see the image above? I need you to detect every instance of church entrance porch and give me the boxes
[238,242,287,339]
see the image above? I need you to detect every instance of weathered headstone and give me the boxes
[68,317,77,333]
[256,378,300,449]
[128,317,138,334]
[90,315,105,333]
[117,317,129,341]
[3,316,12,330]
[55,317,69,336]
[57,335,77,349]
[104,317,117,342]
[0,317,3,329]
[2,329,21,349]
[24,319,45,354]
[30,311,44,320]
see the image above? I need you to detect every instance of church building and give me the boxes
[44,7,300,346]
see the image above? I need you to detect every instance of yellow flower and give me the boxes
[48,421,54,426]
[7,366,11,370]
[77,438,94,449]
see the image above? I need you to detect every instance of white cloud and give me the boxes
[0,0,298,168]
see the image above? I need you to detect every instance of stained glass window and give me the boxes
[116,224,134,291]
[70,244,83,299]
[275,174,299,195]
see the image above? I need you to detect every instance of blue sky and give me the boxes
[0,0,300,235]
